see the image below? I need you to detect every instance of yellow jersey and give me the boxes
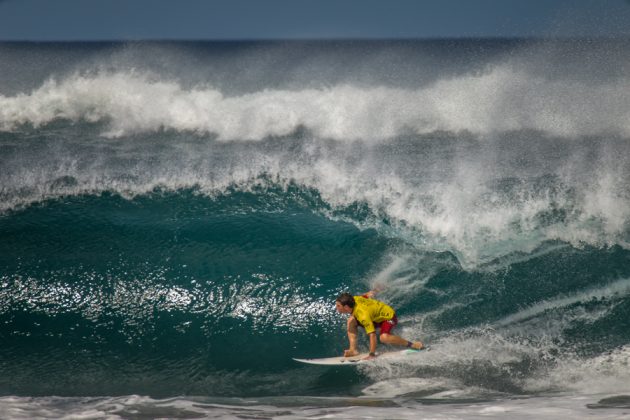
[352,295,395,334]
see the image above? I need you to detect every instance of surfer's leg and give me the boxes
[379,333,424,350]
[344,316,359,357]
[379,315,424,350]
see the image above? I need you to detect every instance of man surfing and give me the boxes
[335,290,424,359]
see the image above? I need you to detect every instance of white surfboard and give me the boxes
[293,348,428,366]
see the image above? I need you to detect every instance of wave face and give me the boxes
[1,40,630,403]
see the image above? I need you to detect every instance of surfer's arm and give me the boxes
[366,332,377,359]
[363,285,383,299]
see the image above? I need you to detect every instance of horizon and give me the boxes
[2,35,630,44]
[1,0,629,42]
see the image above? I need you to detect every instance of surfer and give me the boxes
[335,291,424,359]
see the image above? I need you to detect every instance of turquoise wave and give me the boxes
[1,189,629,397]
[1,39,630,399]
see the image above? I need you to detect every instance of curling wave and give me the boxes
[1,65,630,140]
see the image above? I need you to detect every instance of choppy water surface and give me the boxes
[1,39,630,418]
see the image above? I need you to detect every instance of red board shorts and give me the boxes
[358,315,398,334]
[376,314,398,335]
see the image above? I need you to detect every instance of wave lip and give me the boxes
[1,162,629,267]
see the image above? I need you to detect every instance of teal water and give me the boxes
[2,183,630,398]
[1,40,630,417]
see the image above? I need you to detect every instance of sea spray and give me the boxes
[1,40,630,417]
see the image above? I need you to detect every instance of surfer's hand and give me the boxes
[343,349,359,357]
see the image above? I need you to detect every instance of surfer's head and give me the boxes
[335,292,355,314]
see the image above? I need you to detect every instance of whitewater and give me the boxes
[1,40,630,419]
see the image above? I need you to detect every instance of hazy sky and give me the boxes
[0,0,629,41]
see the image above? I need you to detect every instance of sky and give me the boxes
[0,0,629,41]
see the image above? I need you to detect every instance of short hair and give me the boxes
[336,292,355,308]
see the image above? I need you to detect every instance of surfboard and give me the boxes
[293,348,428,366]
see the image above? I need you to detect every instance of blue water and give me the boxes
[1,40,630,418]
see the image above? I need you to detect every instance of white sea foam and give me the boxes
[1,61,629,266]
[1,64,629,140]
[1,134,628,267]
[525,345,630,395]
[1,393,628,420]
[361,377,472,399]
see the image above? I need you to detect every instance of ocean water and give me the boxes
[1,40,630,419]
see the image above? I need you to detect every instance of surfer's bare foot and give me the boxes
[410,341,424,350]
[344,349,359,357]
